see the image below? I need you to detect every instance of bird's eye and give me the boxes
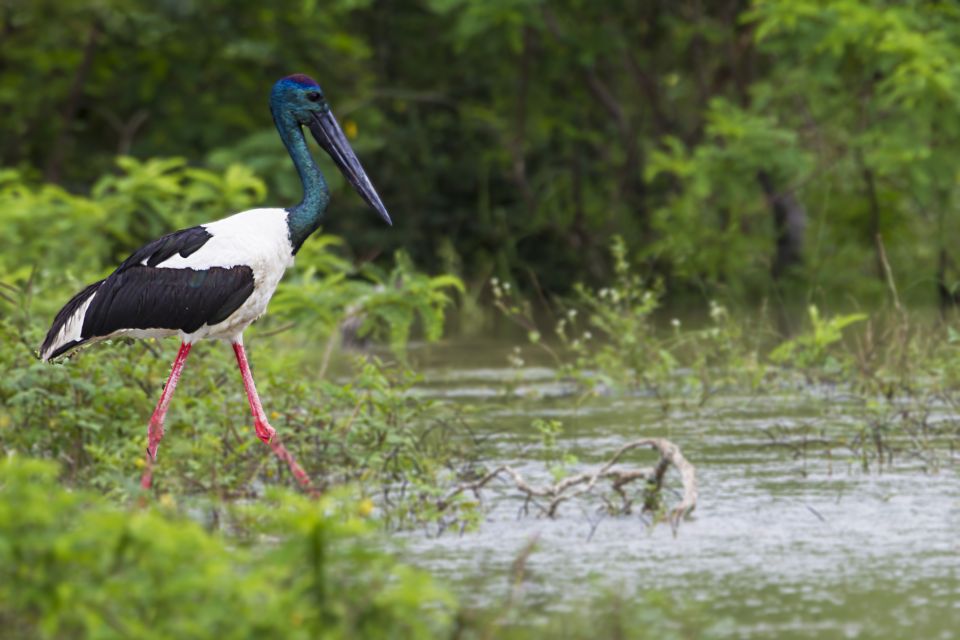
[306,91,322,102]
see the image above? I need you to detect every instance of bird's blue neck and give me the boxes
[274,112,330,254]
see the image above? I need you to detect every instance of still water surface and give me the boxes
[402,340,960,639]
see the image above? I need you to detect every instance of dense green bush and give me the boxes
[0,457,455,639]
[0,159,266,298]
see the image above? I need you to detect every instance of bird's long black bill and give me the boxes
[309,111,392,226]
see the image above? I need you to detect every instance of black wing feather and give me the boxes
[117,226,213,270]
[81,265,255,337]
[41,225,255,360]
[40,281,103,359]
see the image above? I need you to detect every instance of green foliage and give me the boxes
[0,158,264,312]
[274,247,464,358]
[495,232,960,476]
[769,306,867,373]
[646,99,810,291]
[670,300,769,402]
[7,1,960,302]
[744,0,960,303]
[352,252,464,353]
[496,236,771,407]
[563,236,673,393]
[554,237,776,406]
[0,456,455,639]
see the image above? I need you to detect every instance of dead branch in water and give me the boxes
[439,438,697,529]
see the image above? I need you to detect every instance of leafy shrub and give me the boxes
[0,456,455,639]
[0,159,264,303]
[272,243,464,359]
[496,236,769,407]
[769,305,867,374]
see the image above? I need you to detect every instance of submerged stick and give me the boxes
[440,437,697,528]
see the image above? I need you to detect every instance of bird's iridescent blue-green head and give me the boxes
[271,74,391,225]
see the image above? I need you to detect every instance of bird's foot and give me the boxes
[255,421,276,444]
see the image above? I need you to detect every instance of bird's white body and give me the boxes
[174,208,295,341]
[41,207,296,360]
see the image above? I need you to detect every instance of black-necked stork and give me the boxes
[39,74,391,491]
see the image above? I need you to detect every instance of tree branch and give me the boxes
[439,438,697,529]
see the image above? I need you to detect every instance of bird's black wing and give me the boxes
[85,224,255,335]
[116,226,213,271]
[40,281,103,359]
[41,226,256,360]
[81,264,255,337]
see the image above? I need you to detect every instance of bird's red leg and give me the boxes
[141,341,192,490]
[232,341,314,492]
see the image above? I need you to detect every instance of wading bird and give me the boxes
[40,74,391,491]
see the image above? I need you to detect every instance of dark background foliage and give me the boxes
[5,0,960,306]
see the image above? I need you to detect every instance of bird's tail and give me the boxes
[40,281,103,362]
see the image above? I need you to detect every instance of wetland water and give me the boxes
[403,340,960,638]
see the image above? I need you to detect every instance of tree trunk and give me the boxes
[758,171,806,280]
[45,22,100,184]
[937,249,959,312]
[509,26,535,211]
[856,152,886,281]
